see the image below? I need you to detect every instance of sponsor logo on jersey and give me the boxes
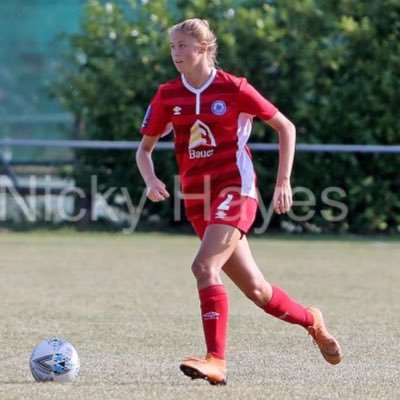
[211,100,227,116]
[141,105,152,128]
[188,119,216,159]
[173,106,182,115]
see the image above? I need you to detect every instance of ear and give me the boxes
[198,41,208,54]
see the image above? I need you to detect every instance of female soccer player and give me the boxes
[136,18,342,385]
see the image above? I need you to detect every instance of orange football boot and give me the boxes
[307,307,343,365]
[180,353,227,385]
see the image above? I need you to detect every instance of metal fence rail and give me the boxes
[0,114,73,124]
[1,138,400,153]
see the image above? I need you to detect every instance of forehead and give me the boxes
[170,30,197,44]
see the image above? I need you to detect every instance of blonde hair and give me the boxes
[169,18,218,67]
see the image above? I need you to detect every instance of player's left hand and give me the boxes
[273,179,292,214]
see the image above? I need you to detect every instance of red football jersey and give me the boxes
[140,69,278,220]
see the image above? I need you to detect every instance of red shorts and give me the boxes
[190,191,258,240]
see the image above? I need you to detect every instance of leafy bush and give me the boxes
[52,0,400,233]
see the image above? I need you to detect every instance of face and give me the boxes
[170,30,207,74]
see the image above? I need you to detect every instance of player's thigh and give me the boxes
[193,223,242,270]
[222,236,272,305]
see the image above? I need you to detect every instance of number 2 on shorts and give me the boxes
[218,194,234,211]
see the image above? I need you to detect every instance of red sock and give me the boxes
[198,284,228,360]
[262,284,314,328]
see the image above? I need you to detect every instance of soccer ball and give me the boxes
[29,338,80,382]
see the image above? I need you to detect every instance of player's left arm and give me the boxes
[264,112,296,214]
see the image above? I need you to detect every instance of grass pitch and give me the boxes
[0,231,399,400]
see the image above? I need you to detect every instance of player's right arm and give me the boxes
[136,135,170,202]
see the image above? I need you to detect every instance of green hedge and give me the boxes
[52,0,400,233]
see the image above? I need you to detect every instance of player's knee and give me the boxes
[191,260,218,282]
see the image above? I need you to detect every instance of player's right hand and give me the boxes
[146,178,170,202]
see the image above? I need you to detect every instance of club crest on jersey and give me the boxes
[188,120,216,159]
[211,100,226,116]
